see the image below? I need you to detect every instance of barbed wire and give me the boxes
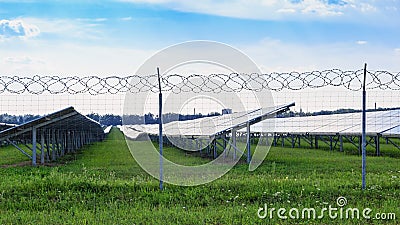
[0,69,399,95]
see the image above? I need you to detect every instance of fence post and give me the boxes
[362,63,367,190]
[157,67,163,191]
[246,122,251,163]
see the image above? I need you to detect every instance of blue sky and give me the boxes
[0,0,399,75]
[0,0,399,115]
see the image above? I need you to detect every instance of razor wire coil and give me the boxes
[0,69,399,95]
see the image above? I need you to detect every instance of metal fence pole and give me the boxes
[157,67,163,191]
[246,122,251,163]
[362,63,367,190]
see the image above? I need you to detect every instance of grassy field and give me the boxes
[0,128,399,224]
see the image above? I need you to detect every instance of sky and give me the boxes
[0,0,399,115]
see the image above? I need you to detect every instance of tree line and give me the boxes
[1,107,398,126]
[0,112,221,126]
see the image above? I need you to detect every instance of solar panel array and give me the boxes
[240,109,400,137]
[122,103,294,139]
[0,107,105,165]
[0,107,104,142]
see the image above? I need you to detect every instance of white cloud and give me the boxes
[241,37,400,73]
[22,17,104,40]
[120,17,133,21]
[76,18,108,22]
[0,42,154,75]
[3,56,46,65]
[118,0,395,21]
[4,56,32,64]
[359,3,377,12]
[120,0,346,18]
[0,19,40,39]
[395,48,400,55]
[277,8,296,14]
[356,40,368,45]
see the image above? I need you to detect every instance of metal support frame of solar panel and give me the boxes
[0,106,104,166]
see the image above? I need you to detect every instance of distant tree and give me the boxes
[144,113,156,124]
[87,113,100,123]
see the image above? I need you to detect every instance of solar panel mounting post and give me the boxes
[232,128,237,160]
[362,63,367,190]
[246,122,251,163]
[51,130,56,161]
[32,127,37,166]
[40,130,45,164]
[157,67,164,191]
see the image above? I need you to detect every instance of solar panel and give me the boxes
[311,113,361,135]
[382,126,400,137]
[123,102,294,139]
[340,110,400,135]
[0,123,17,132]
[0,107,103,141]
[239,113,351,134]
[238,109,400,136]
[103,125,113,134]
[121,105,400,143]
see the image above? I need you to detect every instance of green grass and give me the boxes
[251,135,400,158]
[0,144,30,166]
[0,128,399,224]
